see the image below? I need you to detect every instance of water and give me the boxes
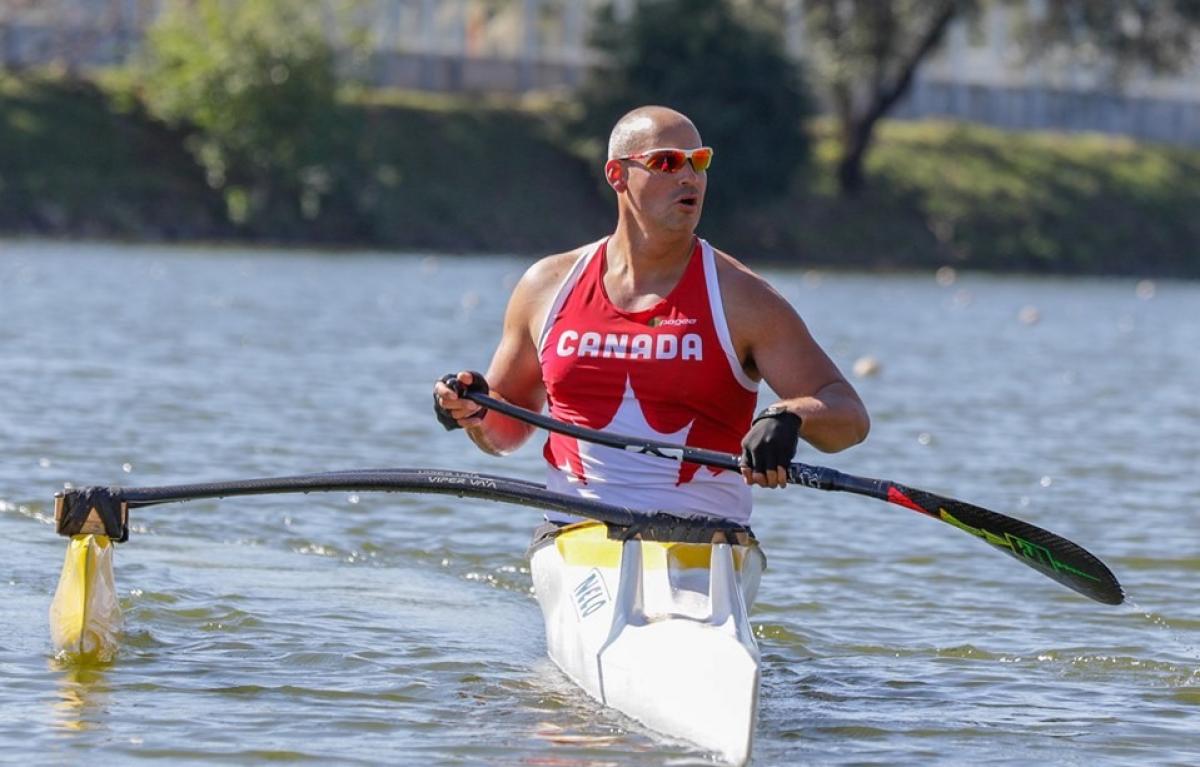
[1,240,1198,766]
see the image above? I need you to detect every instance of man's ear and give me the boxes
[604,159,626,191]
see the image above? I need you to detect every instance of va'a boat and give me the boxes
[49,469,768,762]
[531,519,766,766]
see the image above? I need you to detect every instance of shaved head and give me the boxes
[607,106,701,160]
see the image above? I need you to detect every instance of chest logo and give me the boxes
[649,316,698,327]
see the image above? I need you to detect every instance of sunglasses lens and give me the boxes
[690,148,713,172]
[644,150,687,172]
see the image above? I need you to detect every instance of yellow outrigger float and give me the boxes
[50,534,122,661]
[50,492,128,662]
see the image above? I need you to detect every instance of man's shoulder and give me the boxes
[516,242,595,297]
[707,246,802,351]
[710,246,782,306]
[507,242,598,317]
[528,249,588,285]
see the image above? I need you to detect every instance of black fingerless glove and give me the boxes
[433,371,489,431]
[740,405,802,473]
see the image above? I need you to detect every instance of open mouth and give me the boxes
[677,196,698,208]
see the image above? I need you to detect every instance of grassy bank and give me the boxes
[717,120,1200,276]
[859,121,1200,275]
[2,74,1196,276]
[0,75,228,240]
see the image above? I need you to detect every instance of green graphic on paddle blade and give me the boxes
[939,509,1100,582]
[935,504,1122,604]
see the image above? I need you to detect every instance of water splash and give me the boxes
[1123,598,1200,686]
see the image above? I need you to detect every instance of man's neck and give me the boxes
[604,221,696,310]
[612,226,694,258]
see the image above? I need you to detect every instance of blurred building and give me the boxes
[2,0,1198,146]
[0,0,609,89]
[883,3,1200,147]
[0,0,154,70]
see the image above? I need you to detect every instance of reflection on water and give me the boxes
[1,241,1198,765]
[50,662,112,734]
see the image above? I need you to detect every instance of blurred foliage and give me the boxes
[575,0,814,222]
[137,0,362,236]
[1018,1,1200,76]
[0,71,611,251]
[5,69,1195,275]
[347,90,611,252]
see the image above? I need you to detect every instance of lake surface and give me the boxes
[1,240,1198,766]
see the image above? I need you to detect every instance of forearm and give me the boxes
[464,400,537,456]
[773,381,870,453]
[433,371,543,456]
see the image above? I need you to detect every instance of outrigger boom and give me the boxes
[53,468,751,543]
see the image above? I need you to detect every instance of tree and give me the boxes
[802,0,966,197]
[577,0,814,222]
[137,0,356,233]
[800,0,1200,197]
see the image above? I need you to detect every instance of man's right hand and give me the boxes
[433,371,490,431]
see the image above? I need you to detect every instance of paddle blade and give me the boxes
[888,484,1124,605]
[49,534,123,662]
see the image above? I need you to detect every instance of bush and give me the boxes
[137,0,359,236]
[576,0,814,222]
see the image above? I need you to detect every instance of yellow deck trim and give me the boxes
[554,520,751,570]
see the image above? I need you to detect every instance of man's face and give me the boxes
[613,120,708,233]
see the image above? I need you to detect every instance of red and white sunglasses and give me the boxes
[617,146,713,173]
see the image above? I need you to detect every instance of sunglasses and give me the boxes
[619,146,713,173]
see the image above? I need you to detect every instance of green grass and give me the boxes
[852,120,1200,275]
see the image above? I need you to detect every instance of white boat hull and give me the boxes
[530,521,765,765]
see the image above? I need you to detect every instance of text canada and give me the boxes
[554,330,703,361]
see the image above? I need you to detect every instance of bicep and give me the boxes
[745,294,850,400]
[483,272,549,412]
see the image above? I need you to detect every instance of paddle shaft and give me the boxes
[467,391,881,493]
[464,390,1124,605]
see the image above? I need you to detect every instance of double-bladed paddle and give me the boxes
[462,390,1124,606]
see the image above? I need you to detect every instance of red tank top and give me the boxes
[538,237,759,521]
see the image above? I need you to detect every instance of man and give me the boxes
[433,106,868,524]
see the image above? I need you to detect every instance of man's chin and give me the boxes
[665,206,703,230]
[662,220,699,236]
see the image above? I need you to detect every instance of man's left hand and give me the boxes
[739,405,802,488]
